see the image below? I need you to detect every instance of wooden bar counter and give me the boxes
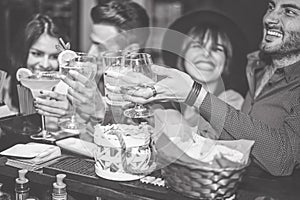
[1,114,300,200]
[0,155,300,200]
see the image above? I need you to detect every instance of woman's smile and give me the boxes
[193,59,215,71]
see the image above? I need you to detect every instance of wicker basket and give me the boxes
[161,157,250,200]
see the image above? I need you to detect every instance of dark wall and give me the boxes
[183,0,268,52]
[0,0,37,73]
[0,0,79,75]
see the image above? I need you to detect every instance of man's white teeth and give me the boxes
[267,30,283,37]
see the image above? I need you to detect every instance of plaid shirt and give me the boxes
[199,51,300,176]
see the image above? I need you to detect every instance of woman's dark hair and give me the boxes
[11,14,67,69]
[9,13,68,110]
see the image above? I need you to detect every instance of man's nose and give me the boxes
[264,10,280,25]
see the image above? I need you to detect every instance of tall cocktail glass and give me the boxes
[59,52,97,133]
[103,50,132,107]
[19,71,60,140]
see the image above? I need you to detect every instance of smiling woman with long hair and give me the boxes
[161,9,248,139]
[5,13,68,111]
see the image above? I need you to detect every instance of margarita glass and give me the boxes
[19,71,61,140]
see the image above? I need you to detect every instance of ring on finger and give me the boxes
[148,85,157,97]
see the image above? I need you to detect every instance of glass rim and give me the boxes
[71,53,97,62]
[125,52,151,58]
[19,71,61,80]
[102,50,128,59]
[18,68,60,74]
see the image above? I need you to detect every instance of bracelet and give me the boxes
[184,81,202,106]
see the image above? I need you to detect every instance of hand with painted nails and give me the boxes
[61,69,106,122]
[105,64,194,104]
[34,90,71,118]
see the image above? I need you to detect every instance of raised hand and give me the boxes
[62,70,106,122]
[105,64,194,104]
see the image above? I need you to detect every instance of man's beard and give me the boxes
[260,31,300,58]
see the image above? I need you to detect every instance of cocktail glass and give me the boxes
[59,52,97,133]
[102,50,131,107]
[122,53,157,118]
[19,71,61,140]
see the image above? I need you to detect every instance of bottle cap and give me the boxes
[53,174,66,189]
[16,169,29,184]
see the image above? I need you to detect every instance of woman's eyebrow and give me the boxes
[29,48,43,52]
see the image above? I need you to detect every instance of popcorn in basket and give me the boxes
[154,109,255,200]
[93,123,157,181]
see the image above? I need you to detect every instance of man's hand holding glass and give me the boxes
[105,64,196,105]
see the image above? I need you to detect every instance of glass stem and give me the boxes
[41,115,47,138]
[70,114,76,123]
[41,115,46,130]
[70,98,77,123]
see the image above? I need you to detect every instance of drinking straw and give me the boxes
[59,38,70,50]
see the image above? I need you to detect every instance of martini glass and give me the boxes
[122,53,157,119]
[59,52,97,133]
[19,71,61,140]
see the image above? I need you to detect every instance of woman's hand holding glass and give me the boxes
[34,70,106,132]
[34,52,106,133]
[34,91,70,118]
[106,64,194,104]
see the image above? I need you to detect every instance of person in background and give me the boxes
[3,14,67,112]
[18,14,103,132]
[107,0,300,176]
[7,14,73,130]
[87,0,150,94]
[2,14,68,119]
[33,0,151,136]
[7,14,100,132]
[160,9,247,138]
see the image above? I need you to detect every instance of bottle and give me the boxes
[15,169,30,200]
[0,183,12,200]
[51,174,67,200]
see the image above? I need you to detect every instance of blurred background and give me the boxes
[0,0,267,80]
